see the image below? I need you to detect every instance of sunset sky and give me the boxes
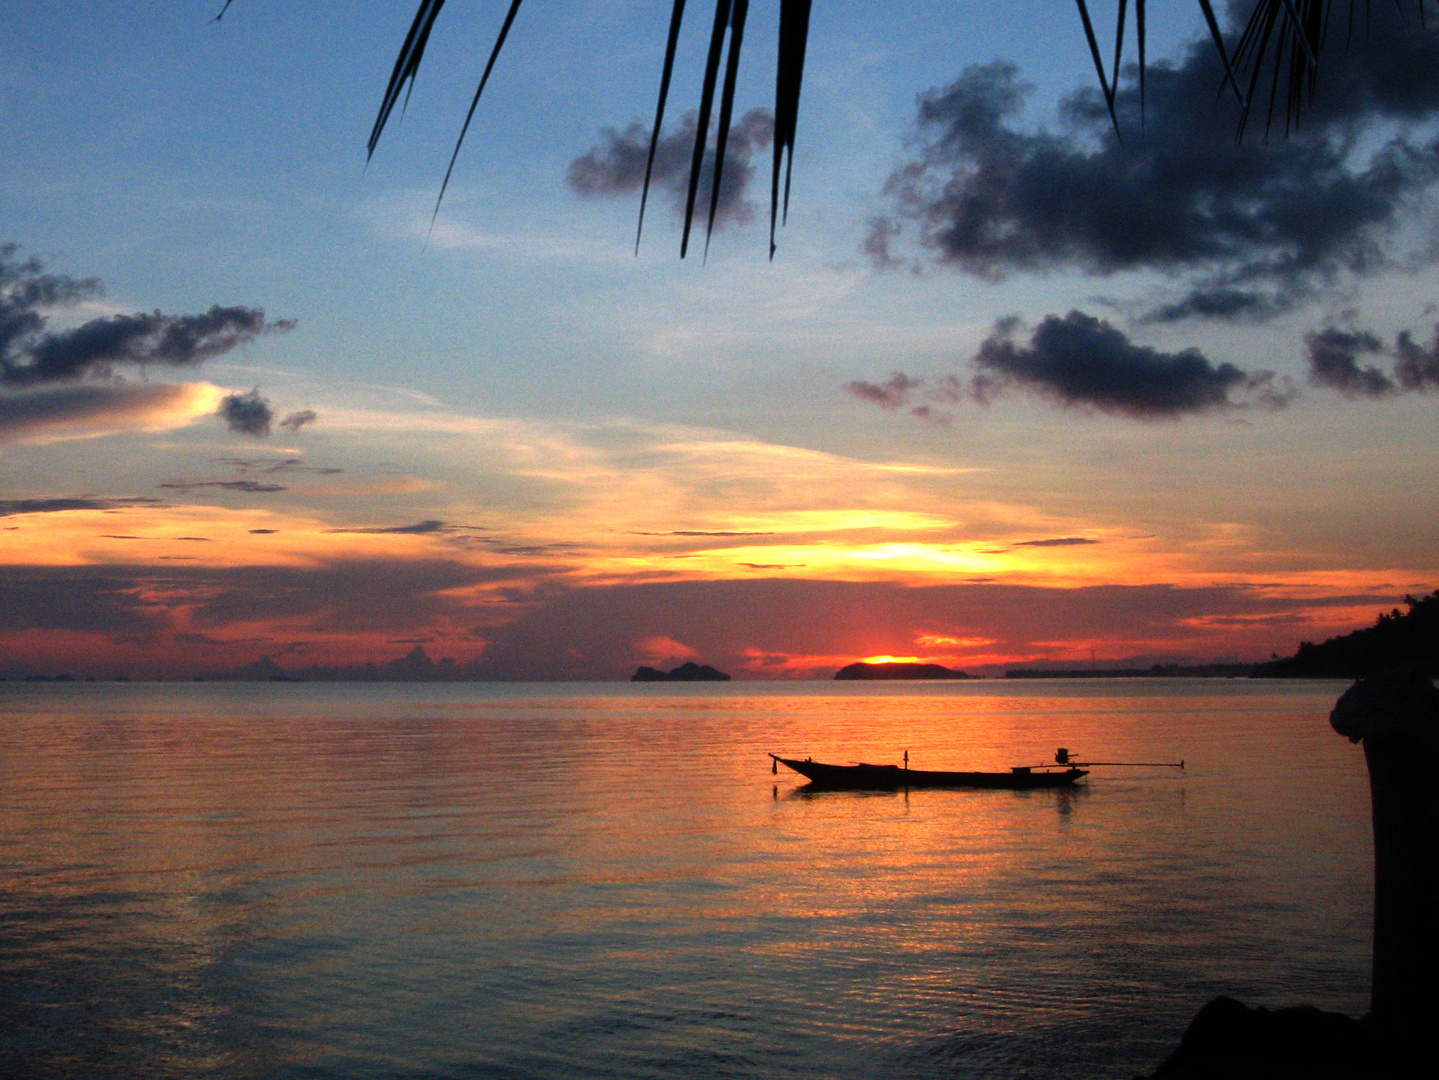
[3,1,1437,679]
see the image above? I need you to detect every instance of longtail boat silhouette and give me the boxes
[768,747,1184,791]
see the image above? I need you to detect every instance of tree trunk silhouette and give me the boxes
[1331,666,1439,1054]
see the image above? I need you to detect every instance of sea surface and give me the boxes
[0,678,1372,1079]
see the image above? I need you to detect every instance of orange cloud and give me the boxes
[915,633,996,649]
[635,635,700,663]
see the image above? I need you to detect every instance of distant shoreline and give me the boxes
[1004,664,1256,679]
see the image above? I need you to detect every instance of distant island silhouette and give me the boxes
[206,645,483,682]
[834,662,974,680]
[8,590,1431,683]
[1252,589,1438,678]
[631,661,731,682]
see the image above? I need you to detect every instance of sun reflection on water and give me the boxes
[0,679,1371,1079]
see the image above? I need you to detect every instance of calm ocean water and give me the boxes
[0,679,1371,1079]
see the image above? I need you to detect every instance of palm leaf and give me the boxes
[1111,0,1128,103]
[771,0,813,257]
[681,0,735,258]
[705,0,751,257]
[1232,0,1335,136]
[1073,0,1122,134]
[369,0,448,161]
[431,0,526,225]
[1197,0,1249,107]
[1279,0,1320,66]
[636,0,690,254]
[1135,0,1147,128]
[350,0,1430,257]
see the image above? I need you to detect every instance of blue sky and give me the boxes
[3,1,1438,678]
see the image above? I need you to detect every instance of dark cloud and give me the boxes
[968,310,1279,419]
[488,542,585,556]
[568,109,773,230]
[852,307,1439,425]
[1395,324,1439,390]
[844,371,954,422]
[0,559,542,666]
[15,307,287,385]
[0,382,215,445]
[1300,316,1439,396]
[861,216,902,266]
[0,496,160,516]
[249,528,278,534]
[632,530,776,537]
[278,409,317,432]
[0,567,171,635]
[670,530,772,537]
[218,456,340,475]
[1305,328,1394,396]
[0,244,102,367]
[876,13,1439,317]
[157,480,287,494]
[179,559,525,633]
[219,388,274,437]
[2,244,293,386]
[845,372,921,409]
[906,405,952,426]
[331,520,450,535]
[1140,287,1289,324]
[1015,537,1099,548]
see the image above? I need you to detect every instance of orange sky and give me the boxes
[6,7,1439,679]
[2,403,1429,679]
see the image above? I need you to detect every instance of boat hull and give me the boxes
[771,756,1087,790]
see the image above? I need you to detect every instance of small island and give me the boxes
[631,661,731,682]
[834,661,974,680]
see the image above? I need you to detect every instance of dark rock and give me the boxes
[834,661,973,680]
[630,661,731,682]
[1142,996,1391,1079]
